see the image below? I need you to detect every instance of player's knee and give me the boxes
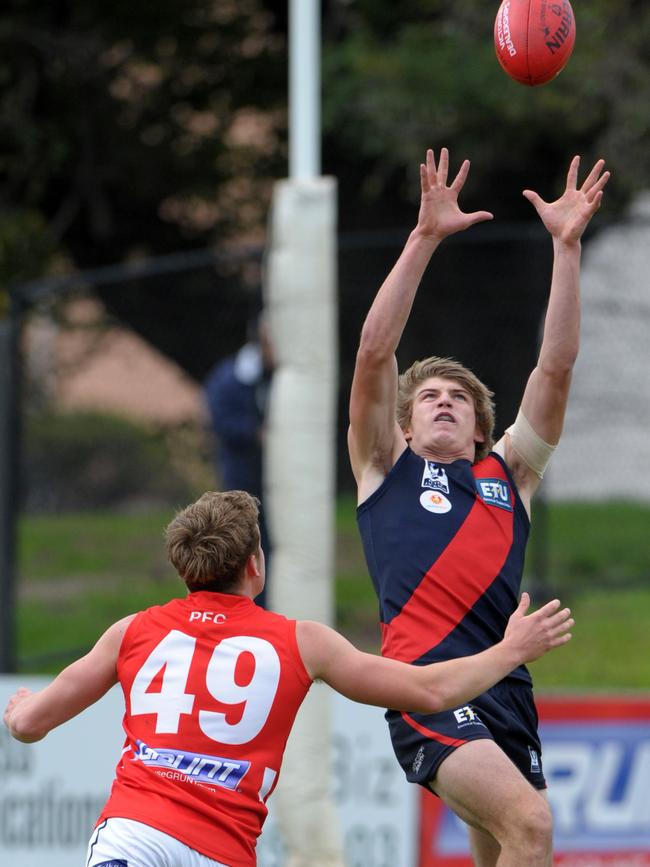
[511,796,553,854]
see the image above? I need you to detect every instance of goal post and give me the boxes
[264,175,343,866]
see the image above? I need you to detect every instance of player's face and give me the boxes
[405,377,484,459]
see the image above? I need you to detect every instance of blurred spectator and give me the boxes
[204,313,274,606]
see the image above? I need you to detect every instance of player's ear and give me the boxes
[246,552,261,578]
[474,424,485,443]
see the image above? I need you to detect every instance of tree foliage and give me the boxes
[0,0,286,272]
[1,0,287,369]
[1,0,648,372]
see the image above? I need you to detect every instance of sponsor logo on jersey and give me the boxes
[95,861,128,867]
[529,746,541,773]
[475,478,513,511]
[132,740,249,789]
[421,461,450,494]
[453,706,485,729]
[420,490,452,514]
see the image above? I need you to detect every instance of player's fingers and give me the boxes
[465,210,494,226]
[585,190,604,214]
[450,159,470,192]
[426,148,437,182]
[566,154,580,189]
[437,147,449,186]
[536,598,562,618]
[586,172,610,201]
[420,163,430,194]
[522,189,545,211]
[550,615,575,635]
[517,590,531,612]
[551,632,572,647]
[547,607,572,628]
[580,158,606,193]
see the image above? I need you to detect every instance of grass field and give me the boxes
[16,496,650,690]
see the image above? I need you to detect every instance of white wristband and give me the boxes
[504,410,556,479]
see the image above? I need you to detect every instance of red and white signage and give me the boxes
[419,697,650,866]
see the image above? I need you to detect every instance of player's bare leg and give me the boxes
[430,739,553,867]
[539,790,554,867]
[466,826,502,867]
[426,782,501,867]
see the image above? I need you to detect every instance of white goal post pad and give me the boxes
[263,176,342,866]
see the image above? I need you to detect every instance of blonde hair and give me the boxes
[165,490,261,593]
[397,356,495,462]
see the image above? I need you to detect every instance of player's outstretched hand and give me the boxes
[3,687,32,732]
[503,591,574,664]
[523,156,610,245]
[416,147,493,243]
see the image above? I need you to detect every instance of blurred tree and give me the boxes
[1,0,286,265]
[0,210,55,314]
[0,0,286,375]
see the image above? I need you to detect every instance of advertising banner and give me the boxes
[419,697,650,867]
[0,678,415,867]
[3,678,648,867]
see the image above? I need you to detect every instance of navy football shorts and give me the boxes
[386,678,546,792]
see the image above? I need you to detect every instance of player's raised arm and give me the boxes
[349,149,493,499]
[3,614,134,743]
[503,156,610,505]
[296,592,572,714]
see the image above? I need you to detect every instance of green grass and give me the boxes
[17,509,184,670]
[15,498,650,689]
[528,499,650,590]
[528,589,650,690]
[20,509,175,580]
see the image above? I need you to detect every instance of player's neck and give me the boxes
[415,444,475,465]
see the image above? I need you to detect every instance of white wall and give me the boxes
[545,193,650,501]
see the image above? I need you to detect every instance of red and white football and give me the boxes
[494,0,576,86]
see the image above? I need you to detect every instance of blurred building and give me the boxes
[24,296,204,425]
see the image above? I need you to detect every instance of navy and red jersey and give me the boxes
[357,448,531,684]
[98,591,312,867]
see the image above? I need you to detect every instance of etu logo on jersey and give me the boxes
[476,478,513,512]
[453,706,485,729]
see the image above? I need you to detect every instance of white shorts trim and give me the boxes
[86,817,231,867]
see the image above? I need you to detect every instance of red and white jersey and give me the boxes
[98,591,312,867]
